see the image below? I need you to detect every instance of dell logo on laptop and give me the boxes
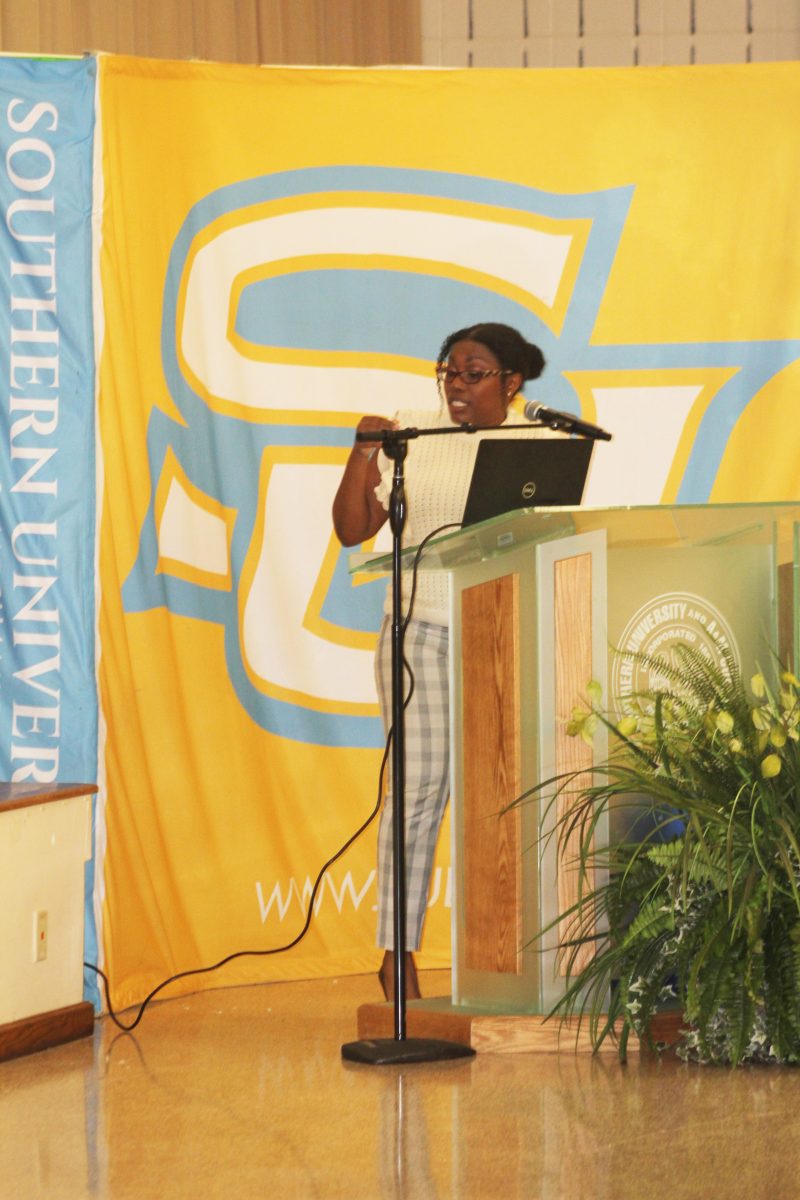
[521,481,537,499]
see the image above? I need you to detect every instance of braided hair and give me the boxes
[436,323,545,384]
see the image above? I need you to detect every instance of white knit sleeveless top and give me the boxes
[375,407,544,624]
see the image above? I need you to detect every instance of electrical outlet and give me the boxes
[34,910,48,962]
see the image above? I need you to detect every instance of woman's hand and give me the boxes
[332,414,396,546]
[353,414,398,457]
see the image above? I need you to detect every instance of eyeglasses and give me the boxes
[435,367,507,386]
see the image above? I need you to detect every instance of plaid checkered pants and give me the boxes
[374,616,450,951]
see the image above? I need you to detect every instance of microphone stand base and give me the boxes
[341,1036,476,1065]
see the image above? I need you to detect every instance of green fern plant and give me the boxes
[527,640,800,1065]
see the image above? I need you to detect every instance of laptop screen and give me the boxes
[461,437,594,528]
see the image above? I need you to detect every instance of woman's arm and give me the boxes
[332,415,395,546]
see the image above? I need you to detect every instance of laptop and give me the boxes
[461,437,594,528]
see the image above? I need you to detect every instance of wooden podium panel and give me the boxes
[553,552,595,975]
[461,574,521,976]
[450,527,608,1014]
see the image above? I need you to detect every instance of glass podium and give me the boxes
[351,502,800,1015]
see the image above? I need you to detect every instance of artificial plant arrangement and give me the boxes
[536,641,800,1066]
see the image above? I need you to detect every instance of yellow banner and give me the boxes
[97,54,800,1007]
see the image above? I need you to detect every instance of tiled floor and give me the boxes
[2,970,800,1199]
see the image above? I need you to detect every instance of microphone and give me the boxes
[523,399,612,442]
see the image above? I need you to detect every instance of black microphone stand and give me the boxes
[342,424,476,1064]
[341,414,611,1066]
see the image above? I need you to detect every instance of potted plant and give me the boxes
[530,639,800,1065]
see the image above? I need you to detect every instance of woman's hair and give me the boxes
[436,323,545,382]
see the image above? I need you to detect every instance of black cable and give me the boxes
[84,521,460,1033]
[85,748,388,1032]
[402,522,460,636]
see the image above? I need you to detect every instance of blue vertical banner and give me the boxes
[0,58,97,998]
[0,58,96,783]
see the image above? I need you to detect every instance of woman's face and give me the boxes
[440,339,522,427]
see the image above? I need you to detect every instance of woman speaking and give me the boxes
[332,322,546,1001]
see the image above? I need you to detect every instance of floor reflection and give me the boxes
[2,973,800,1199]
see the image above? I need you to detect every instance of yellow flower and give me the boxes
[769,725,787,749]
[586,679,603,706]
[616,715,638,738]
[567,706,600,740]
[751,706,771,732]
[761,754,782,779]
[729,738,743,754]
[751,673,767,698]
[715,711,734,735]
[781,670,800,688]
[580,713,598,746]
